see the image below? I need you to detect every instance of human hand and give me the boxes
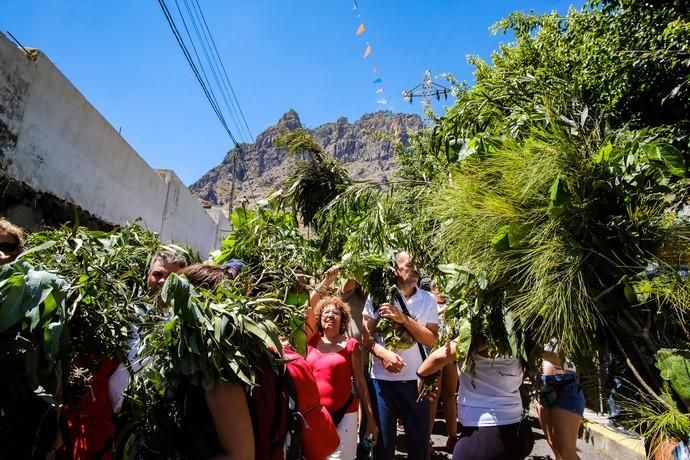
[378,304,406,324]
[322,265,340,286]
[381,349,406,373]
[365,420,379,444]
[417,373,440,402]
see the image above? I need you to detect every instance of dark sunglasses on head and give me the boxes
[0,242,20,253]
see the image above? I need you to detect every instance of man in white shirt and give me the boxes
[363,251,439,460]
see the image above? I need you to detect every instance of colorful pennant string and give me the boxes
[350,1,391,110]
[363,42,372,58]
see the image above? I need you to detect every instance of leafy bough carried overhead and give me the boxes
[135,273,282,391]
[125,272,284,455]
[19,224,184,372]
[276,129,352,230]
[0,261,74,400]
[213,195,325,349]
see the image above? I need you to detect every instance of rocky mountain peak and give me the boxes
[277,109,302,130]
[189,110,423,208]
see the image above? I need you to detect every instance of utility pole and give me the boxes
[402,70,451,123]
[228,147,238,216]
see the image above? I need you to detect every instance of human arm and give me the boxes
[206,381,255,460]
[416,341,457,401]
[417,341,456,378]
[305,266,339,342]
[363,312,406,373]
[376,303,439,347]
[351,342,379,441]
[339,278,359,300]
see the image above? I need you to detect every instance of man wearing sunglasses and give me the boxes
[0,218,24,265]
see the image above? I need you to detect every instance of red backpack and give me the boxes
[249,349,339,460]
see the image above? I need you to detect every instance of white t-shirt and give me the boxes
[457,354,524,427]
[108,325,142,413]
[363,288,439,381]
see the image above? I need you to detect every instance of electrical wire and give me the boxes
[158,0,258,204]
[191,0,254,142]
[158,0,240,146]
[183,0,251,143]
[417,0,455,75]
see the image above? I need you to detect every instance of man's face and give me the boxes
[0,230,21,265]
[394,252,418,287]
[146,260,183,294]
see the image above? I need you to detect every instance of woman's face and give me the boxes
[320,304,342,334]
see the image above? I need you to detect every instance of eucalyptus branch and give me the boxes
[609,327,674,412]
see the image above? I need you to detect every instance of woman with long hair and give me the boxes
[305,292,379,459]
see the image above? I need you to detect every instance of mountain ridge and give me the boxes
[189,109,423,206]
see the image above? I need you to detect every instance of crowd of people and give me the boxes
[0,217,587,460]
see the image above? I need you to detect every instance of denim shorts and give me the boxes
[541,374,585,416]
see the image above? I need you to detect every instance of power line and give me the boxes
[416,0,455,75]
[172,0,227,135]
[183,0,251,143]
[157,0,240,146]
[191,0,254,142]
[158,0,258,208]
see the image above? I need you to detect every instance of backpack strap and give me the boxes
[282,370,303,460]
[328,388,355,427]
[393,287,428,361]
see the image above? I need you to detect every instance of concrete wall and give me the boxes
[0,33,223,256]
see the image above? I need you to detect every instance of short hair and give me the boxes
[314,296,351,335]
[177,263,236,290]
[0,218,24,248]
[394,250,411,267]
[149,250,187,273]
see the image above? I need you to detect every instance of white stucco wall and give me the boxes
[0,33,222,256]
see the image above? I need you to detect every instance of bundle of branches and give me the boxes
[376,314,416,353]
[340,251,415,351]
[276,129,352,230]
[0,261,75,404]
[317,181,436,268]
[433,264,528,375]
[430,116,690,436]
[213,194,325,343]
[124,273,283,456]
[17,224,178,402]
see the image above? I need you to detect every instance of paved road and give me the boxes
[389,416,614,459]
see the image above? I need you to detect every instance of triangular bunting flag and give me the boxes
[373,77,382,84]
[363,42,372,58]
[356,23,366,36]
[373,64,378,74]
[376,87,384,94]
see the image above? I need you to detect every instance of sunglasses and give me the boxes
[0,242,20,253]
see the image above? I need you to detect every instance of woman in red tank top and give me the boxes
[305,286,378,459]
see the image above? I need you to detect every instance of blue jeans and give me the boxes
[370,379,430,460]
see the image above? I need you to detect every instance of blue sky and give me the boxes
[1,0,578,184]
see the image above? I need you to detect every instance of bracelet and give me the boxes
[416,370,440,380]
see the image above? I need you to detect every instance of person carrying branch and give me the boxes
[362,251,439,460]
